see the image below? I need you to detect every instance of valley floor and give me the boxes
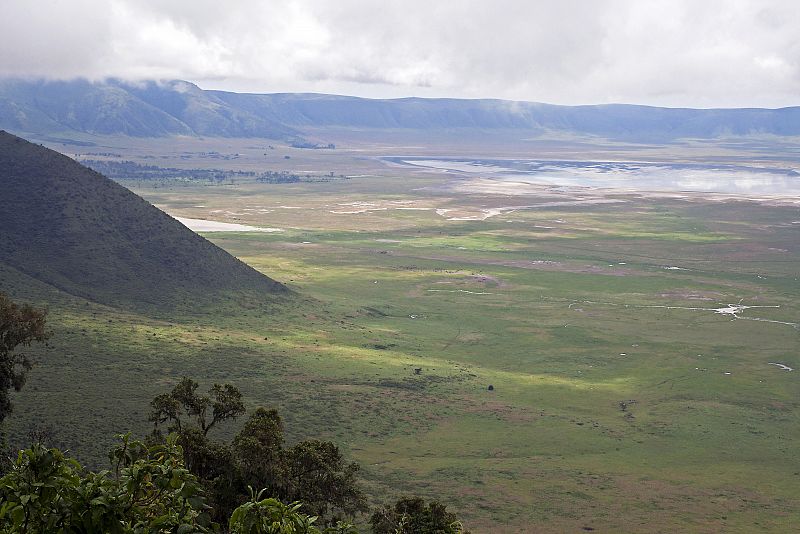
[6,135,800,532]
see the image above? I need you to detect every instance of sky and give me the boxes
[2,0,799,108]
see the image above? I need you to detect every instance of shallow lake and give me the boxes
[396,158,800,196]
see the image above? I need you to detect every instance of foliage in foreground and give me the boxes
[150,378,367,525]
[229,488,357,534]
[0,436,358,534]
[0,434,211,533]
[0,292,469,533]
[371,496,468,534]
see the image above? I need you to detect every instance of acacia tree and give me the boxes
[149,377,246,490]
[149,376,246,437]
[0,292,48,425]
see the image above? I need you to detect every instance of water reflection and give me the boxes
[399,158,800,195]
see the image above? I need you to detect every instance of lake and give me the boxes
[394,158,800,196]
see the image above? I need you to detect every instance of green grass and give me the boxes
[4,172,800,532]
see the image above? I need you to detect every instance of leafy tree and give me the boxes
[149,377,246,522]
[0,292,48,424]
[229,488,359,534]
[227,409,367,525]
[0,435,365,533]
[229,487,321,534]
[0,433,212,533]
[232,408,286,498]
[149,377,245,437]
[283,440,366,522]
[148,381,367,527]
[371,496,468,534]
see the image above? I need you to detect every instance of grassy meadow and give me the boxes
[5,139,800,532]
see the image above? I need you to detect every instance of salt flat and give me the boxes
[174,216,283,232]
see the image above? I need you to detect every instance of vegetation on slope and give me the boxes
[0,292,467,533]
[0,292,47,425]
[0,131,286,312]
[148,377,367,526]
[0,436,466,533]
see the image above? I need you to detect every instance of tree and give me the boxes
[229,488,358,534]
[147,381,367,527]
[148,377,246,480]
[283,440,367,523]
[371,496,468,534]
[0,433,212,533]
[0,292,48,425]
[228,409,367,525]
[149,377,246,521]
[0,436,364,534]
[229,488,321,534]
[232,408,286,498]
[149,376,245,437]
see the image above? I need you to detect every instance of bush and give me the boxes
[0,433,212,533]
[371,496,468,534]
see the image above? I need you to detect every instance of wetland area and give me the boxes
[393,157,800,196]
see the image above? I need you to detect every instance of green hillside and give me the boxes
[0,131,287,311]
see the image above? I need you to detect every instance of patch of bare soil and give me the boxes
[658,289,724,301]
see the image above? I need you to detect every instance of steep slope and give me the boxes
[114,80,298,138]
[0,79,193,137]
[0,131,286,310]
[0,79,297,139]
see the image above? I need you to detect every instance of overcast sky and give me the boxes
[2,0,799,108]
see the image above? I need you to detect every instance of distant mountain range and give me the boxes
[0,131,286,311]
[2,78,800,142]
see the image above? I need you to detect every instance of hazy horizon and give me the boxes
[3,1,799,109]
[3,75,799,111]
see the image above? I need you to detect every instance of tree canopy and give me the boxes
[0,292,48,425]
[2,373,468,533]
[0,434,212,533]
[0,436,353,534]
[371,496,468,534]
[148,379,367,526]
[149,377,246,437]
[0,435,470,533]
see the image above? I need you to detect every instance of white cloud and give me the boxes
[1,0,799,107]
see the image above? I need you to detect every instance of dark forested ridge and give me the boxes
[0,131,286,310]
[2,78,800,141]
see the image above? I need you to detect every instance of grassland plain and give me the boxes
[5,139,800,532]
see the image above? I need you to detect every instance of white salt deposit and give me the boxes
[175,217,282,233]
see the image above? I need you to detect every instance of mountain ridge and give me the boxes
[2,78,800,141]
[0,130,287,311]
